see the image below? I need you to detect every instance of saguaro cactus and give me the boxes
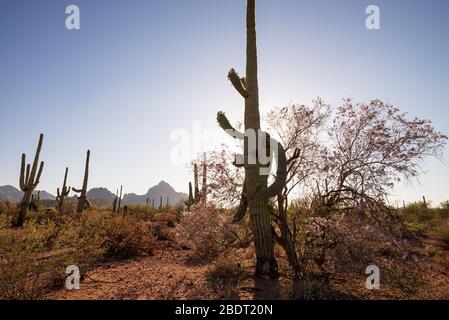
[185,182,194,210]
[73,150,91,213]
[112,189,119,213]
[216,0,287,278]
[15,133,44,227]
[29,191,41,211]
[56,167,71,214]
[193,162,200,203]
[117,185,123,213]
[159,196,163,211]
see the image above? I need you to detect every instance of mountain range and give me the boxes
[0,181,187,207]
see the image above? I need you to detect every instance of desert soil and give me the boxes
[45,236,449,300]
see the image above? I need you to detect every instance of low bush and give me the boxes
[154,213,177,228]
[175,203,235,260]
[206,257,245,298]
[102,215,155,259]
[0,210,156,299]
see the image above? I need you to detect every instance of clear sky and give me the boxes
[0,0,448,205]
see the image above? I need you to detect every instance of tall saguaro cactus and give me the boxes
[185,182,194,210]
[56,167,71,214]
[73,150,91,213]
[15,133,45,227]
[216,0,287,278]
[193,162,200,203]
[117,185,123,213]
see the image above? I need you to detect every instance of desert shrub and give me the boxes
[206,257,245,298]
[124,204,158,221]
[290,205,422,298]
[440,200,449,210]
[154,212,177,228]
[149,221,172,240]
[435,220,449,244]
[0,201,10,215]
[0,214,12,229]
[402,201,434,223]
[0,222,65,299]
[175,203,235,260]
[101,214,155,259]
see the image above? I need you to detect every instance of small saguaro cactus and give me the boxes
[112,189,118,213]
[152,198,155,208]
[73,150,91,213]
[185,182,194,210]
[216,0,287,278]
[15,133,45,227]
[56,167,71,214]
[159,196,163,211]
[146,197,149,205]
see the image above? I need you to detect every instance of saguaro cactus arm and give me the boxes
[228,69,248,98]
[217,112,244,140]
[255,139,287,199]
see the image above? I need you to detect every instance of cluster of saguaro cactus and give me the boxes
[112,186,123,213]
[216,0,287,278]
[73,150,91,213]
[56,167,71,214]
[15,133,45,227]
[185,155,208,210]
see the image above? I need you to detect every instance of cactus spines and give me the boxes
[15,133,45,227]
[56,167,71,214]
[73,150,90,213]
[216,0,288,278]
[201,153,207,203]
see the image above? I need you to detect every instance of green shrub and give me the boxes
[124,204,158,221]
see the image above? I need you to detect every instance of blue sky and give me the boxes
[0,0,448,205]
